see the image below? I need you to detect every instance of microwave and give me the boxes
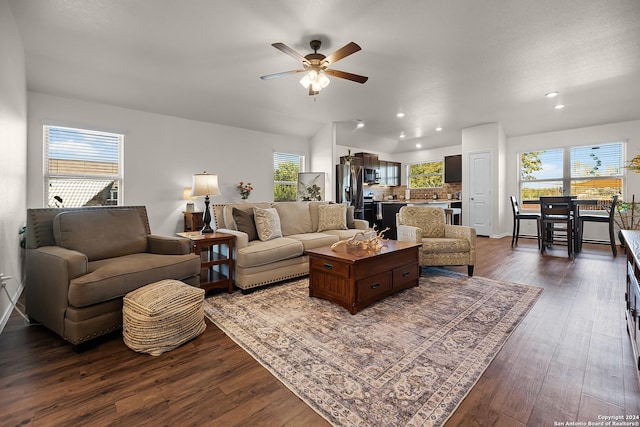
[364,168,379,184]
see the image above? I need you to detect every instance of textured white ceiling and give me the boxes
[9,0,640,152]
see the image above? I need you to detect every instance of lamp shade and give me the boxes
[183,187,194,200]
[190,173,221,197]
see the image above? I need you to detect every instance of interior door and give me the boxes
[468,151,492,236]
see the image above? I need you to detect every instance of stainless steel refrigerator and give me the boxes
[336,164,364,219]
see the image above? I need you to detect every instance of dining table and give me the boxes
[522,197,599,254]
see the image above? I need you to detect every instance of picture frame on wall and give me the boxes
[297,172,325,201]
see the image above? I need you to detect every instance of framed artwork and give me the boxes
[297,172,325,201]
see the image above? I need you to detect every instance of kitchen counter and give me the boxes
[377,199,461,205]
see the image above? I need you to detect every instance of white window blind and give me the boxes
[570,143,623,178]
[45,125,123,207]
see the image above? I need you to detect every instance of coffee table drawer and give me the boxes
[310,257,350,277]
[393,262,419,288]
[357,272,392,301]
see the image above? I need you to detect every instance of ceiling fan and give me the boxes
[260,40,368,96]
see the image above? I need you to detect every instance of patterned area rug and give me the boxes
[204,269,543,427]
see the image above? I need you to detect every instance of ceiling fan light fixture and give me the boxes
[317,71,330,88]
[299,70,330,93]
[264,40,366,96]
[299,73,311,89]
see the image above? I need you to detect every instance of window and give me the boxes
[519,142,624,202]
[520,149,564,199]
[570,143,623,199]
[273,152,304,201]
[408,160,444,188]
[45,125,123,207]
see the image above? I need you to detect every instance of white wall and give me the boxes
[506,120,640,239]
[310,122,334,201]
[27,92,310,236]
[335,124,398,155]
[0,0,27,331]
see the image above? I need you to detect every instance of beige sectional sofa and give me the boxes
[212,201,369,292]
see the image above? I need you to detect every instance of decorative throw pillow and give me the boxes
[232,208,258,241]
[346,206,356,229]
[253,207,283,241]
[317,204,348,232]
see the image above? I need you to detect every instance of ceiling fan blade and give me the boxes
[324,42,361,65]
[260,69,306,80]
[325,69,369,84]
[271,42,307,63]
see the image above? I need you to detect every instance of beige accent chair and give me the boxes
[25,206,200,348]
[396,206,477,276]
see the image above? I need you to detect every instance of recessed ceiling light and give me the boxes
[399,133,405,138]
[355,120,365,128]
[416,143,422,148]
[435,127,443,132]
[545,91,559,98]
[554,104,565,110]
[396,113,405,118]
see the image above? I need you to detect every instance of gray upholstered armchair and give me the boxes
[396,206,477,276]
[25,206,201,348]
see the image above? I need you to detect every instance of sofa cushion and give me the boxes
[220,203,270,230]
[254,207,283,241]
[287,233,339,251]
[236,237,304,268]
[309,201,331,231]
[273,202,314,235]
[232,208,258,241]
[53,209,148,261]
[320,228,370,240]
[68,253,201,307]
[317,204,348,232]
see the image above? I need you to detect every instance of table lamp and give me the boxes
[183,187,195,212]
[190,172,220,234]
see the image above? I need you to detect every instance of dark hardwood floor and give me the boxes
[2,237,639,426]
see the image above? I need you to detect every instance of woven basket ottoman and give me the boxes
[123,279,206,356]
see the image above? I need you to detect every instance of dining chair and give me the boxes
[539,196,574,257]
[577,195,618,256]
[510,196,541,247]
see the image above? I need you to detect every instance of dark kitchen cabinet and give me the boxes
[354,152,379,169]
[444,155,462,183]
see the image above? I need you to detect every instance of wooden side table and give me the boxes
[177,231,235,293]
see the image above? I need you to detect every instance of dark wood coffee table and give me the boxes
[305,240,421,314]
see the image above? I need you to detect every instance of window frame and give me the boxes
[44,125,124,207]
